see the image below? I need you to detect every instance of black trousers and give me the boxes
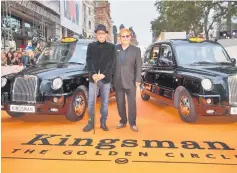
[115,86,137,126]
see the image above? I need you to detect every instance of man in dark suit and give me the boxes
[113,28,142,132]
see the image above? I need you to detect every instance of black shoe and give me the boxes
[83,123,93,132]
[130,125,138,132]
[100,124,109,131]
[116,123,126,129]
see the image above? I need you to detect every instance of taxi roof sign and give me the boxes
[61,37,78,43]
[188,37,205,42]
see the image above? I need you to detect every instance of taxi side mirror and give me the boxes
[231,58,236,65]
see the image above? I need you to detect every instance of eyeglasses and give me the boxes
[121,35,130,38]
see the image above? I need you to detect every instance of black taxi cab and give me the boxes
[1,37,115,122]
[140,37,237,123]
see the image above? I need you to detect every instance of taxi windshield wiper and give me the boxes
[37,61,59,65]
[191,61,216,65]
[65,62,84,65]
[216,62,232,65]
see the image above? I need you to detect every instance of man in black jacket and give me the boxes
[83,24,116,132]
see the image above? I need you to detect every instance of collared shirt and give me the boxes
[119,45,129,64]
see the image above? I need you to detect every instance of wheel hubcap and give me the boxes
[74,95,85,116]
[140,84,146,97]
[180,96,190,117]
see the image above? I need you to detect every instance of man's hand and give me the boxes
[92,74,105,82]
[98,74,105,80]
[136,82,141,87]
[92,74,99,82]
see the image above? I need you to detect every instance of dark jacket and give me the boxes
[86,41,116,84]
[113,44,142,89]
[22,55,30,67]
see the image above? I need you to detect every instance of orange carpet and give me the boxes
[1,89,237,173]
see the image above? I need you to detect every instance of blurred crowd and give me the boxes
[1,41,44,67]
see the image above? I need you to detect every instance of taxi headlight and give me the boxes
[201,79,212,91]
[1,77,7,87]
[51,78,63,90]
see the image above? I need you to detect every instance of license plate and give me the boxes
[10,105,35,113]
[230,107,237,115]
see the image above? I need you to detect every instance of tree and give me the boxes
[151,1,203,38]
[201,1,237,39]
[200,1,224,40]
[226,1,237,32]
[151,1,237,40]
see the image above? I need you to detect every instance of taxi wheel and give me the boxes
[140,84,150,101]
[6,111,25,117]
[66,87,87,122]
[141,92,150,101]
[177,89,197,123]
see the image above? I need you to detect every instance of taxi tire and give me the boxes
[140,82,150,101]
[177,89,197,123]
[7,111,25,117]
[65,87,87,122]
[141,93,150,101]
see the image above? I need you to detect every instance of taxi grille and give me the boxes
[228,75,237,105]
[12,75,38,103]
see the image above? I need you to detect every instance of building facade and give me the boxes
[1,0,115,50]
[59,0,83,38]
[1,0,61,50]
[95,0,113,42]
[1,0,85,50]
[82,0,96,39]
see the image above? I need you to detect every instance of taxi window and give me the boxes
[66,43,87,64]
[151,45,160,65]
[158,44,174,66]
[143,45,160,66]
[211,46,230,62]
[143,48,151,64]
[37,43,88,65]
[174,43,231,65]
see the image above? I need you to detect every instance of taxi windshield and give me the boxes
[175,43,232,65]
[36,43,88,65]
